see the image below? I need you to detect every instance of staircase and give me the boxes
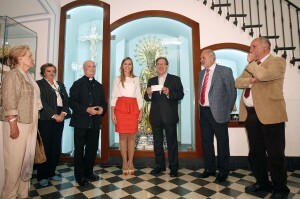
[201,0,300,69]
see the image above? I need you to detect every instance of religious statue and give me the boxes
[78,22,102,62]
[72,21,102,80]
[134,35,167,133]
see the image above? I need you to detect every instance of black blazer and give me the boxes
[144,73,184,125]
[37,78,70,120]
[69,76,107,129]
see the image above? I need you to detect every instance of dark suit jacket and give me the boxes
[144,73,184,125]
[37,78,70,120]
[69,76,107,129]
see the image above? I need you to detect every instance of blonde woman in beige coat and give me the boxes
[1,45,42,199]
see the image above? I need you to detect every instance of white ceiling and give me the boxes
[0,0,47,17]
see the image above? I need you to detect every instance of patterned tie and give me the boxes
[200,69,210,105]
[244,60,261,98]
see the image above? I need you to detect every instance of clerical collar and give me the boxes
[84,76,94,81]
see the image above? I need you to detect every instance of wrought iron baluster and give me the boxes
[248,0,254,36]
[256,0,261,36]
[264,0,269,37]
[233,0,238,25]
[226,0,230,20]
[242,0,246,31]
[280,0,287,58]
[288,3,295,63]
[297,9,300,68]
[272,0,279,52]
[211,0,215,10]
[218,0,222,15]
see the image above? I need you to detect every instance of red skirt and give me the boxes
[114,97,139,134]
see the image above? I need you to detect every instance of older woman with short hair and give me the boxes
[36,63,70,187]
[1,44,42,199]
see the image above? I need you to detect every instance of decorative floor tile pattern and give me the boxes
[29,164,300,199]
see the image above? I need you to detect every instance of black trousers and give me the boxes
[74,128,100,180]
[36,119,64,181]
[152,122,179,171]
[245,107,289,193]
[200,106,230,175]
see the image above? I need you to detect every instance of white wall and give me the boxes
[1,0,299,156]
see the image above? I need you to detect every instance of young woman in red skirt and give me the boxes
[111,57,143,175]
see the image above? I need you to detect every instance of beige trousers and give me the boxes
[0,122,4,195]
[1,69,41,199]
[0,122,36,199]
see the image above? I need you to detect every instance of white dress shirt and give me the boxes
[201,63,216,107]
[46,79,63,107]
[110,76,143,109]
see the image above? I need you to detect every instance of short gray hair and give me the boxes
[259,37,271,50]
[202,49,216,61]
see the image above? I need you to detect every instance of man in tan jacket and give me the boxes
[235,37,289,199]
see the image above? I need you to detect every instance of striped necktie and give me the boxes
[200,69,210,105]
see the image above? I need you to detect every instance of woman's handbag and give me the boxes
[34,130,47,164]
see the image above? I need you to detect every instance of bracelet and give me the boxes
[9,117,17,122]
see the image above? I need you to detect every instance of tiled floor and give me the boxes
[29,164,300,199]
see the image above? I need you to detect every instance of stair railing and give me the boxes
[200,0,300,68]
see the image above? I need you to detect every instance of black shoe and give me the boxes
[76,178,90,186]
[270,192,289,199]
[245,182,272,193]
[150,167,166,175]
[199,169,216,178]
[86,173,100,182]
[170,170,178,177]
[215,173,228,183]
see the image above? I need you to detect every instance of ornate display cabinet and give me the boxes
[0,16,38,119]
[109,11,202,159]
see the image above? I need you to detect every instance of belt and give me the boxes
[200,105,210,109]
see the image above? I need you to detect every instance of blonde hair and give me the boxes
[8,45,30,69]
[119,57,135,87]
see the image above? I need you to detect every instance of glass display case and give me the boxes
[0,16,38,119]
[60,5,104,154]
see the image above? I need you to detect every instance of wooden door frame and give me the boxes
[110,10,202,159]
[58,0,110,163]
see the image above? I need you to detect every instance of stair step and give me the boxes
[274,46,296,54]
[211,3,231,9]
[242,24,263,28]
[274,47,296,51]
[290,58,300,65]
[227,14,247,18]
[262,35,280,39]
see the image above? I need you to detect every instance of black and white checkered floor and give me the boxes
[30,164,300,199]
